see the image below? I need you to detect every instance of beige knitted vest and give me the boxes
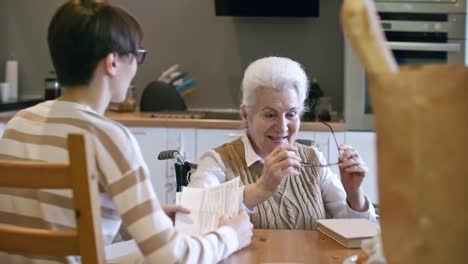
[214,138,326,230]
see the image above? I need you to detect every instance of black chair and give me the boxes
[157,150,196,192]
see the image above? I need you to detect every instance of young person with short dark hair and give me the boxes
[0,1,252,263]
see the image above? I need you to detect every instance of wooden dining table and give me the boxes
[105,229,363,263]
[221,229,362,263]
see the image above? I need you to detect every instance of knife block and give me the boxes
[369,64,468,263]
[140,81,187,112]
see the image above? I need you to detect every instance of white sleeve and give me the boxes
[188,150,226,188]
[188,150,255,214]
[311,147,378,222]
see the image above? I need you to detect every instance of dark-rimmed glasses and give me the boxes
[301,121,342,168]
[135,48,147,64]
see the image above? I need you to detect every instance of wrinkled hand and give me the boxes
[162,204,191,224]
[338,145,368,194]
[257,144,302,194]
[219,210,253,249]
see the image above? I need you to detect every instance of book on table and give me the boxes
[317,219,379,249]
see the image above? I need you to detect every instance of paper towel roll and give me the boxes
[0,82,9,103]
[6,60,18,101]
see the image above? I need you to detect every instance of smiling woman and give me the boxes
[188,56,378,230]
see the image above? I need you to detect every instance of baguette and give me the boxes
[341,0,397,74]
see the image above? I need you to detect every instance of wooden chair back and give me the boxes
[0,134,104,263]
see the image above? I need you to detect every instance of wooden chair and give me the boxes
[0,134,104,263]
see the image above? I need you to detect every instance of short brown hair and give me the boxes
[48,0,143,86]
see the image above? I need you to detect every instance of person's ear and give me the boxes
[241,104,249,128]
[241,104,248,120]
[104,53,118,77]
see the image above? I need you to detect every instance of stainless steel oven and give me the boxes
[344,0,467,130]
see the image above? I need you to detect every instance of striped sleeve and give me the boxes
[106,165,239,263]
[98,125,241,263]
[0,102,241,263]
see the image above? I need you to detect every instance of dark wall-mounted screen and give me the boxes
[215,0,319,17]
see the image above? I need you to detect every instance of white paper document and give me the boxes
[175,177,241,236]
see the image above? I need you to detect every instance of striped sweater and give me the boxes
[0,100,239,264]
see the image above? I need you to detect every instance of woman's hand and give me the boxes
[162,204,191,224]
[244,144,302,209]
[338,145,369,211]
[259,144,302,193]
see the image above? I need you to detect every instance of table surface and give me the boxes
[221,229,362,264]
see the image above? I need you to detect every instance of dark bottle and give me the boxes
[316,97,332,122]
[302,78,324,121]
[44,71,61,100]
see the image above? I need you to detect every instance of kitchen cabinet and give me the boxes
[0,116,378,206]
[194,128,348,177]
[195,128,243,159]
[128,127,196,205]
[344,132,378,204]
[299,131,377,204]
[128,127,168,204]
[125,126,378,206]
[297,131,345,176]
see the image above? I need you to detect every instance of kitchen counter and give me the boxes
[107,112,345,131]
[0,111,345,131]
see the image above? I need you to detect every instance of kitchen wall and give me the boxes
[1,0,62,99]
[0,1,8,80]
[1,0,345,113]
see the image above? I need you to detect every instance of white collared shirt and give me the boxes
[189,133,377,222]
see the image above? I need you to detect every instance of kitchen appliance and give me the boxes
[344,0,467,130]
[376,0,466,14]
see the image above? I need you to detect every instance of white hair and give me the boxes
[241,56,309,111]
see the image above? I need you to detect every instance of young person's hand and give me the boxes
[162,204,190,224]
[219,210,253,249]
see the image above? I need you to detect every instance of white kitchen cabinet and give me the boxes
[195,129,345,176]
[297,131,377,205]
[344,132,378,205]
[126,125,378,207]
[195,128,243,160]
[328,132,345,176]
[128,127,168,204]
[297,131,345,176]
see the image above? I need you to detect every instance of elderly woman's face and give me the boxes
[243,87,301,158]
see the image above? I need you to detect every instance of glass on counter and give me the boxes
[108,85,137,112]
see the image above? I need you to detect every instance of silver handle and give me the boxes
[387,41,461,52]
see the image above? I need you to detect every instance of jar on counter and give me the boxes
[108,85,137,112]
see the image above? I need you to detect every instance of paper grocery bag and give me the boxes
[368,64,468,263]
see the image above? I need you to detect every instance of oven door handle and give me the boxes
[387,41,461,52]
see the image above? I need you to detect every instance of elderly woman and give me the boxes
[189,57,377,229]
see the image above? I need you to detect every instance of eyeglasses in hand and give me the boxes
[135,48,147,64]
[300,121,342,168]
